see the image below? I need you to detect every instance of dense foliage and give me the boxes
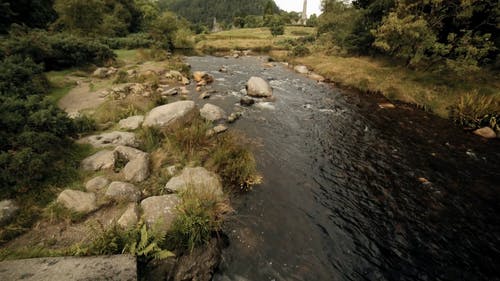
[1,28,116,70]
[158,0,280,26]
[0,0,57,33]
[318,0,500,73]
[0,56,79,197]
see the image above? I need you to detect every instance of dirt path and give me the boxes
[58,82,107,117]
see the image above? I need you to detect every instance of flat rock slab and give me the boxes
[0,255,137,281]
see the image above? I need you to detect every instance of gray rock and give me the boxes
[85,176,110,193]
[240,96,255,106]
[140,195,180,231]
[165,167,223,197]
[473,127,497,139]
[165,70,183,80]
[200,103,227,122]
[119,115,144,130]
[122,153,150,182]
[246,77,273,98]
[79,131,139,148]
[92,67,109,78]
[0,255,136,281]
[106,182,141,202]
[81,150,115,171]
[228,112,242,123]
[294,65,309,74]
[143,101,196,129]
[309,72,325,82]
[0,200,19,226]
[173,238,222,281]
[199,91,211,99]
[213,125,228,134]
[166,165,178,176]
[161,88,179,97]
[57,190,98,214]
[118,203,140,229]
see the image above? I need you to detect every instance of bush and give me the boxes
[290,45,311,57]
[0,55,49,98]
[449,92,499,130]
[100,33,155,50]
[1,30,116,70]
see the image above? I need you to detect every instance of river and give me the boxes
[185,56,500,281]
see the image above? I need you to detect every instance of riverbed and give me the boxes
[186,56,500,281]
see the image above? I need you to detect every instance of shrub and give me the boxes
[1,30,116,70]
[100,33,155,50]
[0,55,49,98]
[449,92,499,130]
[206,133,260,191]
[290,45,311,57]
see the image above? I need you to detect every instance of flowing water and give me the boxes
[185,56,500,281]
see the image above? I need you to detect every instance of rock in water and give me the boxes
[143,101,196,129]
[106,182,141,202]
[140,195,180,231]
[0,200,19,226]
[240,96,255,106]
[85,176,110,193]
[200,104,227,122]
[173,238,222,281]
[473,127,497,139]
[165,167,223,197]
[246,77,273,98]
[119,115,145,130]
[294,65,309,74]
[81,150,115,171]
[57,190,98,214]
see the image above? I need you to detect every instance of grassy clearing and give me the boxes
[196,26,315,53]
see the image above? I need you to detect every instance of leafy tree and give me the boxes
[53,0,105,35]
[0,0,57,33]
[307,14,319,27]
[233,17,245,28]
[269,17,285,37]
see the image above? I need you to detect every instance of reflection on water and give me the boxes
[185,56,500,281]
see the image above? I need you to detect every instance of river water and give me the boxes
[185,56,500,281]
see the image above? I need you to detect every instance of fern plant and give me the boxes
[123,223,175,260]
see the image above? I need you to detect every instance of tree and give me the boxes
[0,0,57,33]
[269,16,284,37]
[53,0,105,34]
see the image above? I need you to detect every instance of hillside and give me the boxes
[159,0,280,26]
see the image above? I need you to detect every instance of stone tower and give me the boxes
[301,0,307,25]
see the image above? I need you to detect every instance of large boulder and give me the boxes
[140,195,180,231]
[57,190,98,214]
[79,132,139,148]
[106,182,141,202]
[246,77,273,98]
[165,167,223,197]
[118,203,140,229]
[143,101,196,129]
[200,104,227,122]
[114,146,150,182]
[119,116,145,130]
[0,200,19,226]
[473,127,497,139]
[81,150,115,171]
[85,176,110,193]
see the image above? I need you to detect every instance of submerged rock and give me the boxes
[57,190,98,214]
[246,77,273,98]
[143,101,196,129]
[240,96,255,106]
[172,238,222,281]
[140,195,180,231]
[165,167,223,197]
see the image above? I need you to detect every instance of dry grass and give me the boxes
[287,54,500,118]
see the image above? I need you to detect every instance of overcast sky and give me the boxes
[275,0,323,16]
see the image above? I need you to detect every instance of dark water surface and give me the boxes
[185,56,500,281]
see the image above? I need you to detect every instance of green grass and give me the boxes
[196,26,315,52]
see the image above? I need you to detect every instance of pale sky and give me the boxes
[275,0,323,17]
